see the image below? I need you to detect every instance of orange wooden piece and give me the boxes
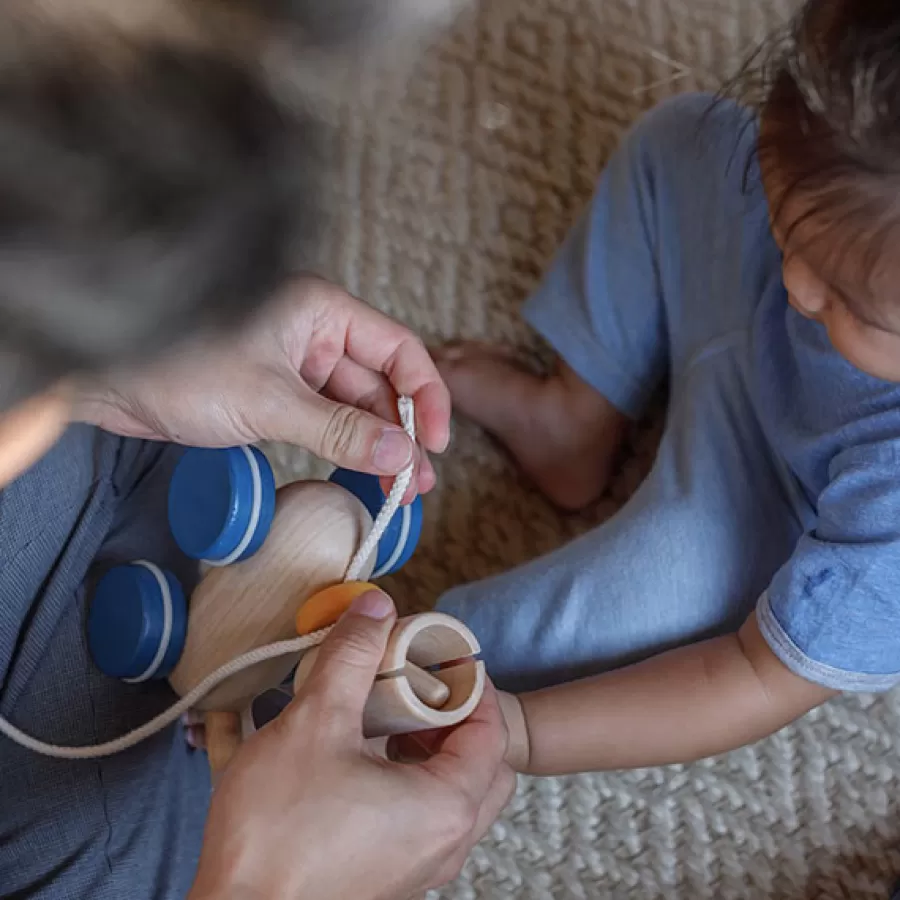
[295,581,379,636]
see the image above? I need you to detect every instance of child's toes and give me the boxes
[185,725,207,750]
[430,340,518,367]
[181,710,207,750]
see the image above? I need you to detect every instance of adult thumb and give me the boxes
[293,391,414,477]
[299,590,397,732]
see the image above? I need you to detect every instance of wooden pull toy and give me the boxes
[85,441,484,775]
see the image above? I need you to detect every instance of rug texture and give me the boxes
[265,1,900,896]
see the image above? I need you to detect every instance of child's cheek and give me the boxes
[826,323,900,383]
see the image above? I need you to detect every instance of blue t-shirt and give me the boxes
[519,92,900,692]
[752,257,900,691]
[678,97,900,692]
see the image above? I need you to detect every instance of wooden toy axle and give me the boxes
[293,611,485,739]
[400,663,450,708]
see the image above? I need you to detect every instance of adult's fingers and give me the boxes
[420,682,510,808]
[289,591,397,739]
[324,357,400,428]
[382,458,435,500]
[379,452,436,505]
[336,300,452,455]
[386,726,452,763]
[282,386,417,477]
[321,358,436,498]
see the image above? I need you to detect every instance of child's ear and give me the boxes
[781,256,829,320]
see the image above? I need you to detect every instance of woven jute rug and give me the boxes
[265,1,900,896]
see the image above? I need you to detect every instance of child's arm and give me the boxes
[498,611,836,775]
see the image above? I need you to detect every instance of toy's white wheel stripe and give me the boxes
[372,502,411,578]
[123,561,173,684]
[204,446,263,567]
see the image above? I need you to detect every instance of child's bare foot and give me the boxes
[433,342,629,511]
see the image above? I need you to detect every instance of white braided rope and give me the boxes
[0,631,331,760]
[346,396,416,581]
[0,396,416,760]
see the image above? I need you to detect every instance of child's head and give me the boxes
[756,0,900,381]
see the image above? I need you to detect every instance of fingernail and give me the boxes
[373,429,413,474]
[349,590,394,620]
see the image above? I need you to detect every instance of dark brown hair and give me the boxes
[737,0,900,299]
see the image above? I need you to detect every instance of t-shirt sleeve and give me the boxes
[520,92,760,422]
[518,112,669,422]
[758,439,900,692]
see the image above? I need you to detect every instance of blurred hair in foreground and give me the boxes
[0,0,468,410]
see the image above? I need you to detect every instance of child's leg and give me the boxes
[436,93,806,692]
[437,351,810,693]
[435,105,677,511]
[437,93,775,518]
[435,343,628,510]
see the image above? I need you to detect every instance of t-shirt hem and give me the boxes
[522,292,655,420]
[757,592,900,693]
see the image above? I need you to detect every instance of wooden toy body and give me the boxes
[168,479,374,713]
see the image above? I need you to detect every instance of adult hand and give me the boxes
[74,276,451,498]
[188,591,516,900]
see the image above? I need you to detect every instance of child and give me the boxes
[433,0,900,775]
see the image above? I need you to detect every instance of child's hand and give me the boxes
[73,276,451,502]
[387,690,532,774]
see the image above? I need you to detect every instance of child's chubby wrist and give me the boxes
[497,690,531,773]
